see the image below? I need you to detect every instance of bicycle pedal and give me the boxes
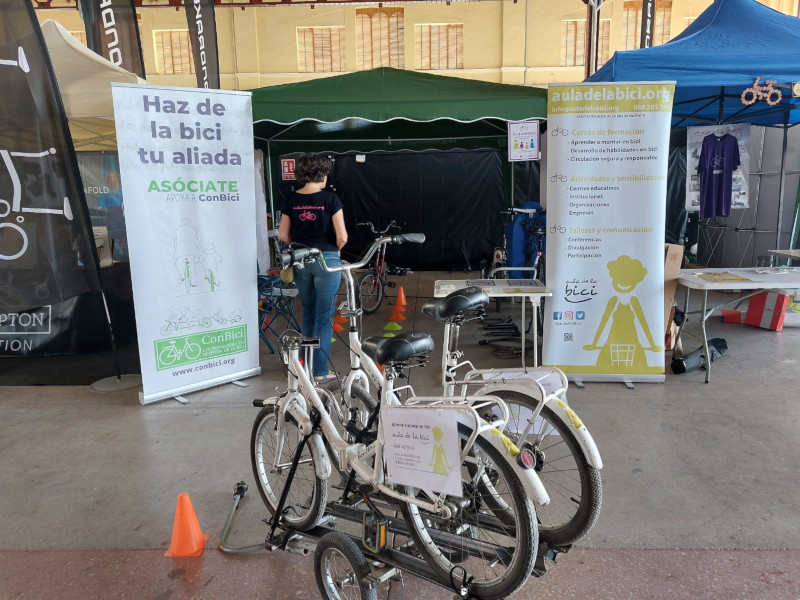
[362,511,389,553]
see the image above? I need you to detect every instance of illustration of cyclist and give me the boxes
[173,218,200,293]
[202,242,223,291]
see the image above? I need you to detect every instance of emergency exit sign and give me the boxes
[281,159,295,180]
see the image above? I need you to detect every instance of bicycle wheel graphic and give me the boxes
[184,342,201,360]
[159,346,179,366]
[741,88,757,105]
[0,222,29,261]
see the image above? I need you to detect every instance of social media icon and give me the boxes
[576,311,586,320]
[553,312,562,320]
[565,311,574,320]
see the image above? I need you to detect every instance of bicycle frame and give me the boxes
[272,238,516,517]
[438,320,603,470]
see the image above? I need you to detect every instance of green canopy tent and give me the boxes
[251,67,547,214]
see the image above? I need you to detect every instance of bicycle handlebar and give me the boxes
[280,233,425,272]
[357,220,399,235]
[501,207,545,216]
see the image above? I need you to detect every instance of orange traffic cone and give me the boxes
[396,286,408,307]
[334,314,348,324]
[165,493,210,557]
[389,313,406,322]
[333,322,345,332]
[390,304,406,314]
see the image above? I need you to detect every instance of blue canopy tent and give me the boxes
[587,0,800,253]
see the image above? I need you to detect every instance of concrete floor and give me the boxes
[1,271,799,599]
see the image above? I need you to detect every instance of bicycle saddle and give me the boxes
[362,332,434,365]
[421,286,489,322]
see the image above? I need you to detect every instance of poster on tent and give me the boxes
[112,83,259,404]
[543,82,675,383]
[685,124,750,214]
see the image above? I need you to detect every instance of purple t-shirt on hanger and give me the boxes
[697,133,741,220]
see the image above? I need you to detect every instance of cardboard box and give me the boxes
[664,244,684,336]
[744,291,790,331]
[782,293,800,327]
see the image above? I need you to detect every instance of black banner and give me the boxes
[184,0,220,89]
[78,0,146,78]
[640,0,655,48]
[0,1,102,317]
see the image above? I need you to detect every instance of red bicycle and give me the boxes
[356,220,400,313]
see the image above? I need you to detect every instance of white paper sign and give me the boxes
[382,407,462,497]
[112,84,260,404]
[508,120,541,161]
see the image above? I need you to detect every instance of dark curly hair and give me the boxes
[295,154,332,186]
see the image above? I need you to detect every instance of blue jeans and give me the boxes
[293,251,341,377]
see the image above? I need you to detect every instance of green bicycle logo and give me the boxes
[158,338,201,367]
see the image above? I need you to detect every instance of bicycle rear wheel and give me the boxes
[400,423,537,600]
[482,391,602,547]
[250,405,327,531]
[357,272,383,314]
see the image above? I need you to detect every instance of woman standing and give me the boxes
[278,154,348,381]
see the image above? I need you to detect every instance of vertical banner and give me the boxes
[543,82,675,383]
[0,1,101,321]
[184,0,220,90]
[78,0,146,78]
[640,0,655,48]
[112,84,258,404]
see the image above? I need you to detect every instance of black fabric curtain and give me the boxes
[329,150,505,270]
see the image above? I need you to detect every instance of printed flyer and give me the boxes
[543,82,675,382]
[112,84,259,403]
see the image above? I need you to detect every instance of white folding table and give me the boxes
[674,267,800,382]
[434,279,551,368]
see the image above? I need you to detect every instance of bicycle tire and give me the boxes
[314,532,378,600]
[250,405,327,532]
[184,342,201,360]
[479,391,602,547]
[400,423,537,600]
[357,272,383,314]
[158,347,178,366]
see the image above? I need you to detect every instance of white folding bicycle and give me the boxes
[251,239,543,600]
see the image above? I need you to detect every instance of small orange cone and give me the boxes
[390,304,406,314]
[334,314,348,324]
[165,493,209,557]
[396,286,408,307]
[389,313,406,322]
[333,322,345,332]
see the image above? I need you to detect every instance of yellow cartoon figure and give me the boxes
[429,427,452,476]
[583,255,663,372]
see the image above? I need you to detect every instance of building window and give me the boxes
[415,24,463,70]
[624,0,672,50]
[356,7,404,70]
[69,30,87,46]
[153,30,195,75]
[297,27,346,73]
[598,19,611,65]
[561,20,586,67]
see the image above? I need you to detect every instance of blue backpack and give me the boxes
[504,202,546,279]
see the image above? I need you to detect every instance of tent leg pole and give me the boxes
[267,142,275,224]
[775,120,789,253]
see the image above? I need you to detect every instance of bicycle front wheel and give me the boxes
[251,406,327,531]
[400,423,537,600]
[357,272,384,314]
[486,391,602,547]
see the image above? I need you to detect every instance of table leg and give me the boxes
[521,297,527,372]
[701,290,711,384]
[673,286,690,361]
[531,297,538,367]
